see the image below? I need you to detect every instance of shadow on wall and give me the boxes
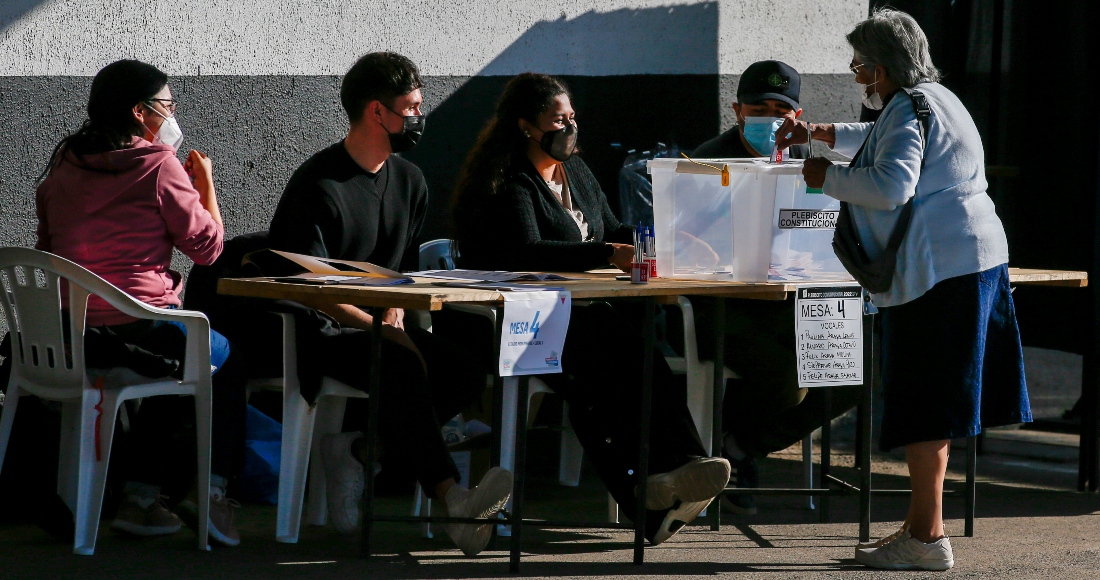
[0,1,46,32]
[405,3,720,240]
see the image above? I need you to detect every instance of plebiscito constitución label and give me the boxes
[777,209,839,229]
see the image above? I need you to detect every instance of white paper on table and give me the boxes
[498,290,571,377]
[795,285,864,387]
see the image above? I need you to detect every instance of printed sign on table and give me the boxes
[498,291,571,376]
[795,285,863,387]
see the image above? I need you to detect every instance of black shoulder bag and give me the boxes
[831,89,932,293]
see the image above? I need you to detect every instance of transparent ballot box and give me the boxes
[647,158,854,282]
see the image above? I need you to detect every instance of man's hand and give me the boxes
[382,308,405,330]
[802,157,832,189]
[307,302,425,368]
[775,120,837,150]
[775,118,810,150]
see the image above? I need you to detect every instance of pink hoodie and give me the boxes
[35,138,223,326]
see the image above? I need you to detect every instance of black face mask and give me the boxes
[537,122,578,162]
[384,107,425,153]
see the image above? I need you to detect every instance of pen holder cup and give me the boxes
[644,257,657,278]
[630,262,650,284]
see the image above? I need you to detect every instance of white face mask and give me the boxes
[146,105,184,149]
[860,69,884,111]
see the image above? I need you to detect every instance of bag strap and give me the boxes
[848,88,932,168]
[838,88,934,275]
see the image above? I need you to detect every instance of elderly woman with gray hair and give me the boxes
[777,8,1029,571]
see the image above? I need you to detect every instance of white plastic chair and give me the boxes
[606,295,738,522]
[666,296,739,457]
[0,247,211,555]
[245,312,367,544]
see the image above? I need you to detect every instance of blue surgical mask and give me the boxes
[740,116,785,157]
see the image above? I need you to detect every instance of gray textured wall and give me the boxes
[0,72,858,250]
[0,0,865,337]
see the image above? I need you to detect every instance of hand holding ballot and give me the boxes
[775,118,837,150]
[802,157,831,189]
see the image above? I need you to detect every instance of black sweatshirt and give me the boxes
[268,142,427,273]
[458,156,633,272]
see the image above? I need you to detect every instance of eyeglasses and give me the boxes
[849,61,870,75]
[147,98,178,114]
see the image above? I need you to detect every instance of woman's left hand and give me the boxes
[802,157,831,189]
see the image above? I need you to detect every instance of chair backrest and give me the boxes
[0,247,159,397]
[419,239,456,271]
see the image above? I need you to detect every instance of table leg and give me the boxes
[965,435,976,537]
[634,297,656,565]
[509,375,530,573]
[360,308,384,558]
[1092,385,1100,492]
[490,306,505,471]
[1086,353,1100,491]
[859,313,874,543]
[819,388,832,523]
[711,298,725,531]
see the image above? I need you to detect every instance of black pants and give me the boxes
[538,302,708,520]
[324,327,486,498]
[693,297,861,457]
[106,319,248,487]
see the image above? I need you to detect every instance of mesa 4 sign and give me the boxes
[499,291,571,377]
[795,285,864,387]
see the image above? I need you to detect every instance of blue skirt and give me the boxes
[878,264,1030,451]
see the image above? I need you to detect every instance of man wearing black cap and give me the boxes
[687,61,861,516]
[694,60,809,159]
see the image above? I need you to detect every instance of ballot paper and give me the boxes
[409,269,577,282]
[245,249,412,285]
[269,274,412,286]
[498,291,571,377]
[795,285,864,387]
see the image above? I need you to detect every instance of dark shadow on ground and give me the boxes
[4,429,1099,579]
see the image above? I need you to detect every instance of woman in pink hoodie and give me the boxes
[35,60,243,546]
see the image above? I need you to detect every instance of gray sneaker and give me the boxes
[320,431,365,534]
[855,530,954,571]
[444,467,513,556]
[177,493,242,547]
[644,457,731,510]
[111,495,181,536]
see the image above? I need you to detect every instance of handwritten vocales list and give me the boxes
[795,286,864,388]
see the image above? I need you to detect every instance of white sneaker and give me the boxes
[444,467,513,556]
[320,431,365,534]
[856,523,944,553]
[649,499,711,545]
[855,530,954,571]
[856,525,908,551]
[645,457,731,510]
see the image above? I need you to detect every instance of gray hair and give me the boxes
[847,8,940,87]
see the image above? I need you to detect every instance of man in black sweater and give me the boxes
[690,61,860,515]
[268,52,510,556]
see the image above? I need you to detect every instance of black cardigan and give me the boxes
[458,156,634,272]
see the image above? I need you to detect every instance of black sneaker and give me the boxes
[720,453,758,515]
